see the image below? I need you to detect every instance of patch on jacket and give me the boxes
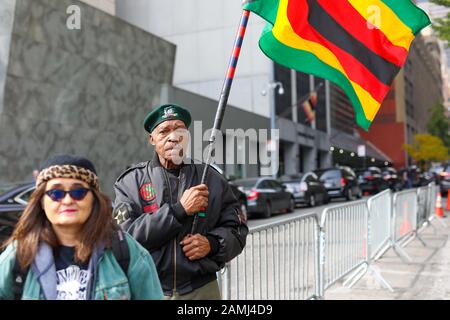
[143,203,159,214]
[140,183,156,201]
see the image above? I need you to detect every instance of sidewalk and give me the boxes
[325,214,450,300]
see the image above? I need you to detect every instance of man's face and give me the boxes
[150,120,189,165]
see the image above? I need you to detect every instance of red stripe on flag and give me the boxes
[316,0,407,67]
[227,67,236,79]
[287,0,389,103]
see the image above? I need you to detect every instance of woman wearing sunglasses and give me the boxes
[0,154,163,300]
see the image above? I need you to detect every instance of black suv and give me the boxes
[280,172,329,207]
[355,167,390,195]
[381,167,403,192]
[315,166,362,201]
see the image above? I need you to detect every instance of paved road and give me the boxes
[247,197,367,230]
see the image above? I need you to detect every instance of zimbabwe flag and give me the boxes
[243,0,430,130]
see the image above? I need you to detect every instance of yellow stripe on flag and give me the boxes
[273,0,380,121]
[347,0,415,50]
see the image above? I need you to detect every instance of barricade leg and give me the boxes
[413,231,427,247]
[344,263,394,292]
[429,221,438,235]
[392,242,412,263]
[343,264,367,288]
[367,265,394,292]
[373,242,393,261]
[400,233,416,248]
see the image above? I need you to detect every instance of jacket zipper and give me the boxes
[162,169,182,295]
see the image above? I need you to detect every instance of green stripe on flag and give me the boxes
[243,0,279,25]
[380,0,431,34]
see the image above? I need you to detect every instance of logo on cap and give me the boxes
[162,107,178,119]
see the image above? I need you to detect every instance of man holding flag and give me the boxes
[112,104,248,300]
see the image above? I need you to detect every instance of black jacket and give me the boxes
[113,155,248,295]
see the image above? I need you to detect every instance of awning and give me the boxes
[329,129,393,162]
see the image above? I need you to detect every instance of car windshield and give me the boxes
[280,174,303,182]
[319,170,341,180]
[430,166,444,174]
[233,178,259,188]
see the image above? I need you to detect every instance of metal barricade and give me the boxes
[392,189,418,244]
[319,200,367,294]
[367,189,392,262]
[219,212,320,300]
[416,186,429,228]
[219,185,439,299]
[389,189,418,262]
[423,182,446,229]
[427,183,438,221]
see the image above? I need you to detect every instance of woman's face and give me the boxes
[42,178,94,229]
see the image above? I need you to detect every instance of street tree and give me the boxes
[429,0,450,43]
[426,102,450,149]
[403,134,449,170]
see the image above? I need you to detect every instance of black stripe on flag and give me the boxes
[306,0,400,86]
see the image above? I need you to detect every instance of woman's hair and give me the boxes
[2,182,116,270]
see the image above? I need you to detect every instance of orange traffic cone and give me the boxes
[446,190,450,211]
[400,201,412,236]
[435,192,444,218]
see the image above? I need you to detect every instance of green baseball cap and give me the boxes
[143,103,192,133]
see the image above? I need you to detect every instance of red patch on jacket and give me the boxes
[144,203,159,214]
[140,183,156,202]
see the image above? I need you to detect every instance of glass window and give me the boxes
[269,180,283,189]
[234,178,258,188]
[319,169,341,180]
[258,180,271,189]
[15,187,35,205]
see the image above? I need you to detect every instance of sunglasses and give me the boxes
[45,188,91,202]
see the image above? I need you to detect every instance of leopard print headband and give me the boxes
[36,165,99,190]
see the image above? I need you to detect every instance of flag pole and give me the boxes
[191,10,251,235]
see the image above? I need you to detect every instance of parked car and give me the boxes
[419,170,434,187]
[315,166,362,201]
[354,167,389,195]
[209,165,248,219]
[429,165,445,184]
[280,172,329,207]
[233,177,295,218]
[0,182,35,244]
[438,164,450,195]
[381,167,403,192]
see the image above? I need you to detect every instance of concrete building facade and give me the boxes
[0,0,272,194]
[359,33,444,168]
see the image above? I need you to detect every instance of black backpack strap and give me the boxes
[111,230,130,275]
[12,258,28,300]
